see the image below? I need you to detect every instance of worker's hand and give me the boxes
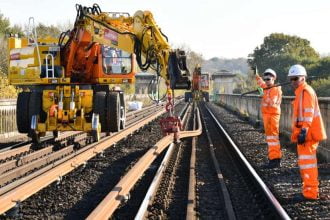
[257,87,263,96]
[297,128,307,145]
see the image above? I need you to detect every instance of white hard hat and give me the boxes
[263,68,277,78]
[288,64,307,77]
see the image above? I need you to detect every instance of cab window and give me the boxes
[102,46,132,74]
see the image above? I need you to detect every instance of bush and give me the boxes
[0,75,17,98]
[311,77,330,97]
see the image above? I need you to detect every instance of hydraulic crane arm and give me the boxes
[61,4,191,89]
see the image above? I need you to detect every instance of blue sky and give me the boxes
[1,0,330,59]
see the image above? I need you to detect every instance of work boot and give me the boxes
[262,158,281,169]
[292,194,318,203]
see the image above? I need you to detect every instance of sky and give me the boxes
[1,0,330,59]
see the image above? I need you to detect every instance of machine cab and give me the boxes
[94,45,136,84]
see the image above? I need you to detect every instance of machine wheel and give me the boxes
[184,92,192,102]
[119,92,126,130]
[16,92,31,133]
[30,130,41,144]
[93,92,107,132]
[91,130,100,142]
[53,131,59,138]
[107,92,120,132]
[28,92,42,128]
[204,92,209,102]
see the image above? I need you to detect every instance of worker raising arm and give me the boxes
[255,68,282,168]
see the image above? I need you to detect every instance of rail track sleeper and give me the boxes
[205,104,290,220]
[200,106,236,220]
[0,107,167,214]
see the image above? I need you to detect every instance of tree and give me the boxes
[248,33,319,94]
[232,69,258,94]
[177,44,204,74]
[0,12,10,35]
[308,57,330,78]
[311,77,330,97]
[35,23,61,38]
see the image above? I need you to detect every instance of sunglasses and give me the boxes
[263,77,272,81]
[290,77,299,81]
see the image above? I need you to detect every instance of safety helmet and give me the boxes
[288,64,307,77]
[263,68,277,78]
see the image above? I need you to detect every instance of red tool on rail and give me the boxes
[159,88,183,141]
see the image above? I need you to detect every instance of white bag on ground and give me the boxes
[127,101,143,111]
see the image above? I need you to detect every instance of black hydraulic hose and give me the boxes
[159,28,168,42]
[148,76,166,102]
[240,75,323,97]
[75,4,136,37]
[58,30,70,47]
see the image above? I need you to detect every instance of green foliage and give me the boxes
[177,44,204,74]
[233,70,258,94]
[311,77,330,97]
[0,36,8,75]
[248,33,320,95]
[36,23,61,38]
[0,75,17,98]
[308,57,330,78]
[0,12,10,35]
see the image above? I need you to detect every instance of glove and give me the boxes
[257,87,264,96]
[297,128,307,144]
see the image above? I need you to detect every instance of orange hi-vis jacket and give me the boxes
[256,76,282,115]
[291,82,327,143]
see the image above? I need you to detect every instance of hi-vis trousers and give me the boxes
[262,114,282,160]
[297,141,319,199]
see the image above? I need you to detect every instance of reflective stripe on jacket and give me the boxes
[256,76,282,115]
[291,82,327,142]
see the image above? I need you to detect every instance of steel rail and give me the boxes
[0,140,30,154]
[0,131,79,162]
[205,105,290,220]
[200,105,236,220]
[0,144,31,161]
[0,107,167,214]
[0,105,164,186]
[0,105,162,176]
[0,105,155,162]
[134,103,190,220]
[134,143,175,220]
[87,107,202,220]
[186,105,198,220]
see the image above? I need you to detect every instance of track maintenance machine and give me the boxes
[8,4,191,143]
[184,66,209,102]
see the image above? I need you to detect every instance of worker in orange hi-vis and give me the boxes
[288,64,327,201]
[255,68,282,168]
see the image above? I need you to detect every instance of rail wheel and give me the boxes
[16,92,31,133]
[30,130,41,144]
[108,92,120,132]
[119,92,126,130]
[91,130,100,142]
[53,131,59,138]
[28,92,43,144]
[93,92,107,132]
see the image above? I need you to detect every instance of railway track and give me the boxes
[0,103,167,216]
[2,100,328,219]
[114,103,197,219]
[201,104,289,219]
[0,104,163,163]
[126,103,289,219]
[207,102,330,219]
[81,102,288,219]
